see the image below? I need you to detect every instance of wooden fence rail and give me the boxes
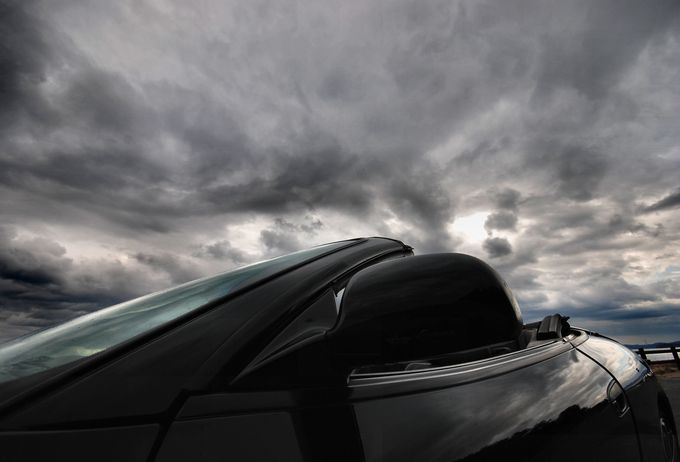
[636,346,680,370]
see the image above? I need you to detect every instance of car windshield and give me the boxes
[0,241,350,385]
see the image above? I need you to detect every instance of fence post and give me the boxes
[637,348,647,361]
[671,346,680,370]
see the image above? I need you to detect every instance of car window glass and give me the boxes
[0,242,349,384]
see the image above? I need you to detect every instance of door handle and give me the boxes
[607,380,629,417]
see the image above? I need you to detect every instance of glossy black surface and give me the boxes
[0,237,677,462]
[0,424,159,461]
[353,347,638,462]
[328,253,524,368]
[578,334,674,462]
[160,333,641,462]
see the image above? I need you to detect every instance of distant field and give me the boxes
[657,377,680,433]
[651,360,680,429]
[652,362,680,378]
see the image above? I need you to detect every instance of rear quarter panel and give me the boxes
[351,341,639,461]
[576,334,668,461]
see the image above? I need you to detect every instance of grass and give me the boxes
[651,361,680,378]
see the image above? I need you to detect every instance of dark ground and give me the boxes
[658,376,680,430]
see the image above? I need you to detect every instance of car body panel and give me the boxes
[156,332,640,462]
[353,347,639,462]
[578,334,671,462]
[0,424,160,461]
[156,413,304,462]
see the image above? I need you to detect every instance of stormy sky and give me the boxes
[1,0,679,344]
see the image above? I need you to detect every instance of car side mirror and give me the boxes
[233,253,525,388]
[327,253,524,369]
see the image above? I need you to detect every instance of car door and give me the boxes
[154,333,641,462]
[349,334,641,462]
[154,252,642,461]
[577,334,670,461]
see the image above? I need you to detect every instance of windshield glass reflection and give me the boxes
[0,242,347,384]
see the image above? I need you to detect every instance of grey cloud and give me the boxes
[198,146,373,216]
[588,307,672,322]
[259,229,300,255]
[259,217,327,256]
[493,188,521,211]
[132,252,202,285]
[569,275,657,310]
[483,237,512,258]
[529,143,608,202]
[541,211,665,256]
[0,0,54,126]
[607,214,663,238]
[651,283,680,301]
[0,227,70,288]
[450,139,514,167]
[600,314,680,345]
[643,188,680,213]
[530,0,680,102]
[389,175,451,230]
[0,228,102,339]
[555,147,608,202]
[385,167,454,252]
[193,240,249,264]
[484,211,518,233]
[64,68,149,135]
[0,148,179,234]
[300,216,323,234]
[317,68,364,103]
[0,226,213,341]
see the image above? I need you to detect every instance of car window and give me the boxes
[0,242,350,385]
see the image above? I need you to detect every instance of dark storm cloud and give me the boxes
[0,0,53,125]
[300,217,324,234]
[198,146,373,215]
[528,143,608,202]
[541,211,665,256]
[64,68,149,134]
[484,211,517,233]
[0,225,207,340]
[383,161,455,252]
[554,147,608,202]
[259,217,326,255]
[493,188,521,212]
[0,227,66,287]
[0,152,179,234]
[650,270,680,300]
[389,171,452,230]
[587,307,672,322]
[132,252,202,285]
[1,0,680,343]
[0,227,99,339]
[0,4,184,233]
[260,229,300,255]
[483,237,512,258]
[643,188,680,213]
[529,0,680,102]
[193,240,249,264]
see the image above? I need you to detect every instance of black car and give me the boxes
[0,237,677,461]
